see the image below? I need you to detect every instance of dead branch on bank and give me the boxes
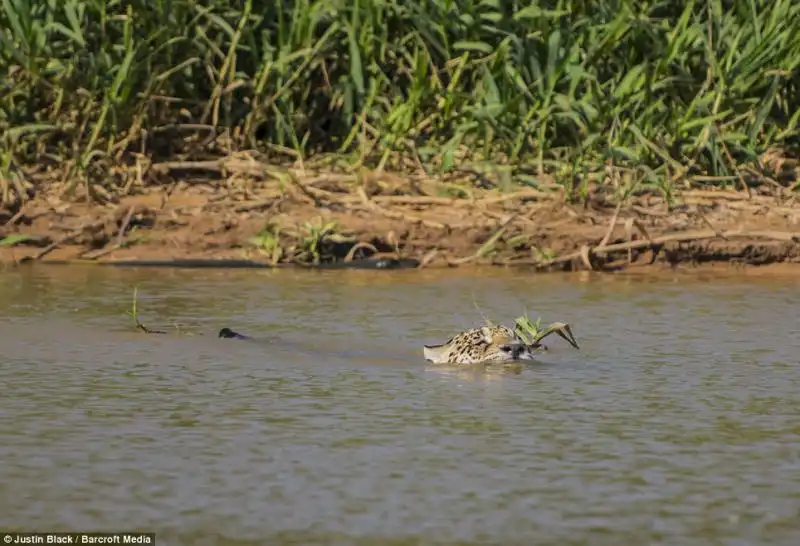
[510,229,800,271]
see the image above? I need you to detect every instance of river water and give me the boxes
[1,265,799,546]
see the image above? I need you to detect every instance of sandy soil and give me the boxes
[2,160,799,274]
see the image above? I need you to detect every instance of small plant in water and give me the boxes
[472,297,580,351]
[127,286,166,334]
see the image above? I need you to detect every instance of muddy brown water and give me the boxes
[1,265,799,546]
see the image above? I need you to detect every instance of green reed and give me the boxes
[1,0,799,203]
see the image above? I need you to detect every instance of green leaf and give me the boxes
[0,234,34,247]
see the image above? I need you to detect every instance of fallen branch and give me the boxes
[510,229,800,269]
[351,187,453,230]
[231,196,282,213]
[344,241,380,262]
[597,201,623,248]
[448,214,518,266]
[335,189,557,207]
[678,189,782,203]
[18,218,108,262]
[115,205,136,247]
[150,158,269,179]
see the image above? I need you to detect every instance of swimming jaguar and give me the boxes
[422,321,580,365]
[217,321,579,366]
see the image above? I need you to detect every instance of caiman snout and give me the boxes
[219,327,249,340]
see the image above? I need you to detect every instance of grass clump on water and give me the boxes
[2,0,799,211]
[513,315,580,350]
[475,296,580,351]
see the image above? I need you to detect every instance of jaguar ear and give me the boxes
[486,326,516,346]
[479,326,494,344]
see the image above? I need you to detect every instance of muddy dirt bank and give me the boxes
[1,163,799,274]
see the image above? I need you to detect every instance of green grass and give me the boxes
[126,286,196,335]
[513,314,579,350]
[247,216,355,265]
[2,0,799,209]
[126,285,168,334]
[0,233,32,246]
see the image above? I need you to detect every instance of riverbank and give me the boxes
[3,2,799,275]
[2,157,798,274]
